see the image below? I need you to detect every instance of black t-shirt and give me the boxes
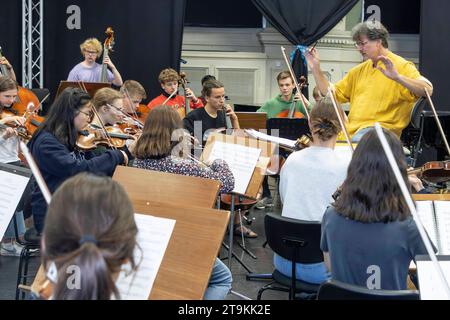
[183,107,227,142]
[320,206,430,290]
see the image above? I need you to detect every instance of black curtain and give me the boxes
[44,0,186,103]
[0,1,23,84]
[252,0,358,97]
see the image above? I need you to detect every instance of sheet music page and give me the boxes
[208,141,261,194]
[116,214,175,300]
[415,201,439,251]
[417,260,450,300]
[434,201,450,254]
[245,129,297,148]
[0,171,30,239]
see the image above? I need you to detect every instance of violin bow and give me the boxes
[424,88,450,157]
[327,87,354,153]
[162,90,178,106]
[19,142,52,204]
[281,46,310,119]
[90,103,118,150]
[122,86,142,123]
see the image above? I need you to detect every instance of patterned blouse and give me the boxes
[133,156,235,193]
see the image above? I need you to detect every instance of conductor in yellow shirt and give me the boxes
[306,21,433,142]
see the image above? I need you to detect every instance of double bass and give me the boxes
[100,27,115,83]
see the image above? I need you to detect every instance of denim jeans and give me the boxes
[351,127,374,143]
[273,254,330,284]
[203,258,233,300]
[3,211,26,240]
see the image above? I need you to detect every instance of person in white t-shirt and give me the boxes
[0,76,28,256]
[276,97,351,284]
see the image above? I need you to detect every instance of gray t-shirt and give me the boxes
[67,62,114,83]
[320,206,428,290]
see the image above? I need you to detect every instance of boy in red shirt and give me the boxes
[147,68,203,118]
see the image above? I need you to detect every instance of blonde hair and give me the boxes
[121,80,147,99]
[158,68,179,84]
[92,88,123,110]
[80,38,103,56]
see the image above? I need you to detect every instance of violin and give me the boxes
[76,126,135,150]
[408,161,450,184]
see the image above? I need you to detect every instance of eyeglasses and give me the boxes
[84,50,98,56]
[354,40,370,48]
[78,109,94,120]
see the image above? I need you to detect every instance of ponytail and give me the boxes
[52,243,119,300]
[309,97,341,142]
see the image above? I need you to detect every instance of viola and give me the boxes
[76,126,135,150]
[408,161,450,184]
[179,72,191,114]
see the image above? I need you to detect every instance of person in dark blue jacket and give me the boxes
[28,87,128,234]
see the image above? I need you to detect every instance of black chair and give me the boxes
[252,212,324,300]
[15,227,40,300]
[317,280,420,300]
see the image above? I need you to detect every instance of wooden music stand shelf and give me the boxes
[235,112,267,130]
[56,81,111,98]
[113,166,221,208]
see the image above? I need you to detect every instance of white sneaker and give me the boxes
[0,242,24,257]
[255,197,273,210]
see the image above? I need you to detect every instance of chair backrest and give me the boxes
[267,118,310,141]
[265,212,323,264]
[317,280,420,300]
[410,97,428,129]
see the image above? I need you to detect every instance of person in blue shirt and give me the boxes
[28,87,128,234]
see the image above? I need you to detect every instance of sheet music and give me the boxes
[434,201,450,254]
[416,259,450,300]
[244,129,297,148]
[416,201,439,251]
[116,214,175,300]
[0,171,30,239]
[208,141,261,194]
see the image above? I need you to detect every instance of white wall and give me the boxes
[181,22,419,107]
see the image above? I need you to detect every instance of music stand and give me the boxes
[236,112,267,130]
[267,118,311,141]
[56,81,111,98]
[0,163,32,240]
[201,132,276,274]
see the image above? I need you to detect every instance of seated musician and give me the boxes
[183,79,239,143]
[183,80,258,238]
[147,68,203,118]
[0,55,17,81]
[198,74,216,105]
[120,80,147,115]
[255,71,310,209]
[91,87,124,126]
[28,87,128,234]
[276,97,350,285]
[0,76,29,256]
[257,70,309,119]
[321,128,432,290]
[132,105,233,300]
[67,38,123,86]
[41,173,138,300]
